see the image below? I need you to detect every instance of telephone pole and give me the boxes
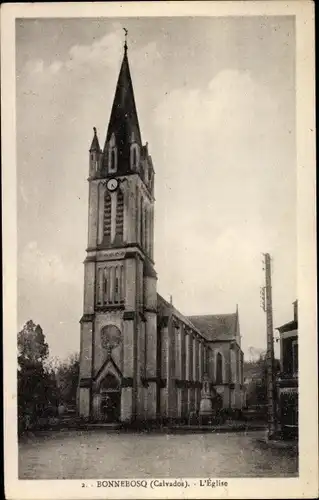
[260,253,277,439]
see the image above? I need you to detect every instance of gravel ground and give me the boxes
[19,429,298,479]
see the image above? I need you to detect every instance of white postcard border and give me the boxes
[2,2,317,499]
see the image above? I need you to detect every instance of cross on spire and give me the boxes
[123,27,128,53]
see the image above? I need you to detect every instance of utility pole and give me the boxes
[260,253,277,439]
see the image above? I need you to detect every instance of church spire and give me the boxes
[103,31,142,175]
[90,126,101,152]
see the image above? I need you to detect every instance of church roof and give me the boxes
[187,313,238,342]
[276,320,298,334]
[157,294,204,337]
[103,44,142,161]
[157,294,238,343]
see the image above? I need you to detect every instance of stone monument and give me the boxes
[199,374,215,424]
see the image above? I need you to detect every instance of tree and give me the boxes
[54,353,79,407]
[244,354,280,408]
[18,320,49,368]
[17,320,57,431]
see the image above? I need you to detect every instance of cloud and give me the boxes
[18,241,83,360]
[154,67,293,221]
[49,60,63,74]
[24,59,44,75]
[19,241,77,286]
[154,69,281,167]
[22,28,159,81]
[153,68,296,343]
[23,30,121,77]
[18,28,159,152]
[66,30,123,70]
[153,69,277,242]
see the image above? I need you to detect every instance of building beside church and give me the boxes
[78,41,244,423]
[276,300,298,438]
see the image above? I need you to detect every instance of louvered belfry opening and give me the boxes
[115,190,124,240]
[103,191,112,238]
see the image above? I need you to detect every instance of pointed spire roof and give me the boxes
[90,127,101,152]
[103,40,142,170]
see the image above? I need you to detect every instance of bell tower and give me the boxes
[78,37,158,423]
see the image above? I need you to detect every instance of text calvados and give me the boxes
[96,479,189,489]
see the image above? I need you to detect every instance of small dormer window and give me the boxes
[108,133,117,174]
[130,143,139,170]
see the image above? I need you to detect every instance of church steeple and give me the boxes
[103,34,142,176]
[79,32,158,424]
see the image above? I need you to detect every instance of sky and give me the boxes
[16,16,296,362]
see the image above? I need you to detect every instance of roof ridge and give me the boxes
[189,313,238,341]
[187,313,237,318]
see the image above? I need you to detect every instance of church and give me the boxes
[78,40,244,423]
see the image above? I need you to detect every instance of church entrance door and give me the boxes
[99,373,121,423]
[100,391,120,422]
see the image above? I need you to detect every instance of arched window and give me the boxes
[114,277,119,303]
[144,208,148,252]
[97,268,103,305]
[135,186,139,244]
[140,197,144,247]
[130,143,139,170]
[109,267,115,303]
[144,162,149,184]
[103,269,109,304]
[216,352,223,384]
[148,208,153,256]
[103,191,112,238]
[115,189,124,240]
[150,209,154,257]
[114,267,122,304]
[145,207,148,250]
[133,148,137,166]
[111,149,116,169]
[120,266,125,304]
[108,134,117,174]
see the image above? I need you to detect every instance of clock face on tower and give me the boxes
[106,178,118,192]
